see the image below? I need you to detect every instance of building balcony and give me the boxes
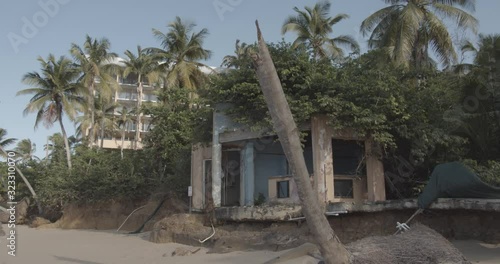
[93,139,143,150]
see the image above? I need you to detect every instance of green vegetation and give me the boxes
[1,1,499,218]
[361,0,478,68]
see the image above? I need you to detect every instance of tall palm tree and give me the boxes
[96,98,118,149]
[14,139,39,163]
[150,16,212,91]
[116,106,134,159]
[123,45,160,149]
[361,0,478,69]
[221,39,253,69]
[254,21,351,263]
[71,35,120,148]
[18,54,85,169]
[282,0,360,61]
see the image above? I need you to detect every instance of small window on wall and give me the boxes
[277,180,290,198]
[334,179,354,198]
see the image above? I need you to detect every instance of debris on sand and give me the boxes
[29,217,52,228]
[169,247,202,257]
[349,224,471,264]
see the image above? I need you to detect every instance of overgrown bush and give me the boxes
[462,159,500,187]
[34,147,158,208]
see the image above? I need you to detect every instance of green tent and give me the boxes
[417,162,500,208]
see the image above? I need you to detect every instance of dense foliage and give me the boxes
[208,42,499,198]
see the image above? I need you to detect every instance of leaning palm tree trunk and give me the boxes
[0,147,43,215]
[58,115,72,170]
[252,21,352,264]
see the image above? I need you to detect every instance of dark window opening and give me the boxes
[332,140,365,176]
[277,180,290,198]
[334,179,354,198]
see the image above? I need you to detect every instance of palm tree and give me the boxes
[14,139,39,163]
[71,35,120,148]
[150,16,212,91]
[96,98,118,149]
[0,128,16,151]
[221,39,253,68]
[75,96,116,149]
[454,34,500,74]
[361,0,478,69]
[18,54,85,169]
[282,0,360,61]
[116,106,134,159]
[43,133,65,163]
[123,45,160,149]
[0,129,42,214]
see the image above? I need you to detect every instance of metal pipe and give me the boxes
[116,205,147,232]
[198,223,216,243]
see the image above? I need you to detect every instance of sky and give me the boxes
[1,0,500,159]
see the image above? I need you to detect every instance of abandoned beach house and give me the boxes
[190,104,386,220]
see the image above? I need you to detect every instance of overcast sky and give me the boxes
[1,0,499,159]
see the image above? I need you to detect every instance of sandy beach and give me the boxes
[0,224,498,264]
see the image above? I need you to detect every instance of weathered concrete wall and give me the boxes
[328,198,500,213]
[215,199,500,222]
[212,130,222,208]
[268,176,301,204]
[215,205,303,221]
[365,138,386,201]
[330,175,368,204]
[191,144,212,210]
[241,142,255,206]
[311,115,333,204]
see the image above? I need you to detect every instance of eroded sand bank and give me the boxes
[0,225,498,264]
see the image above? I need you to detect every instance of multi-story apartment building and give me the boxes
[94,73,158,150]
[93,57,218,150]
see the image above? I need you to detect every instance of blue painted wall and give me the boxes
[252,137,313,202]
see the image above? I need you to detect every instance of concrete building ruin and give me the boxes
[190,105,386,220]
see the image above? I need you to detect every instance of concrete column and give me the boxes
[240,149,246,207]
[243,142,255,206]
[212,129,222,208]
[365,138,386,201]
[311,115,333,204]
